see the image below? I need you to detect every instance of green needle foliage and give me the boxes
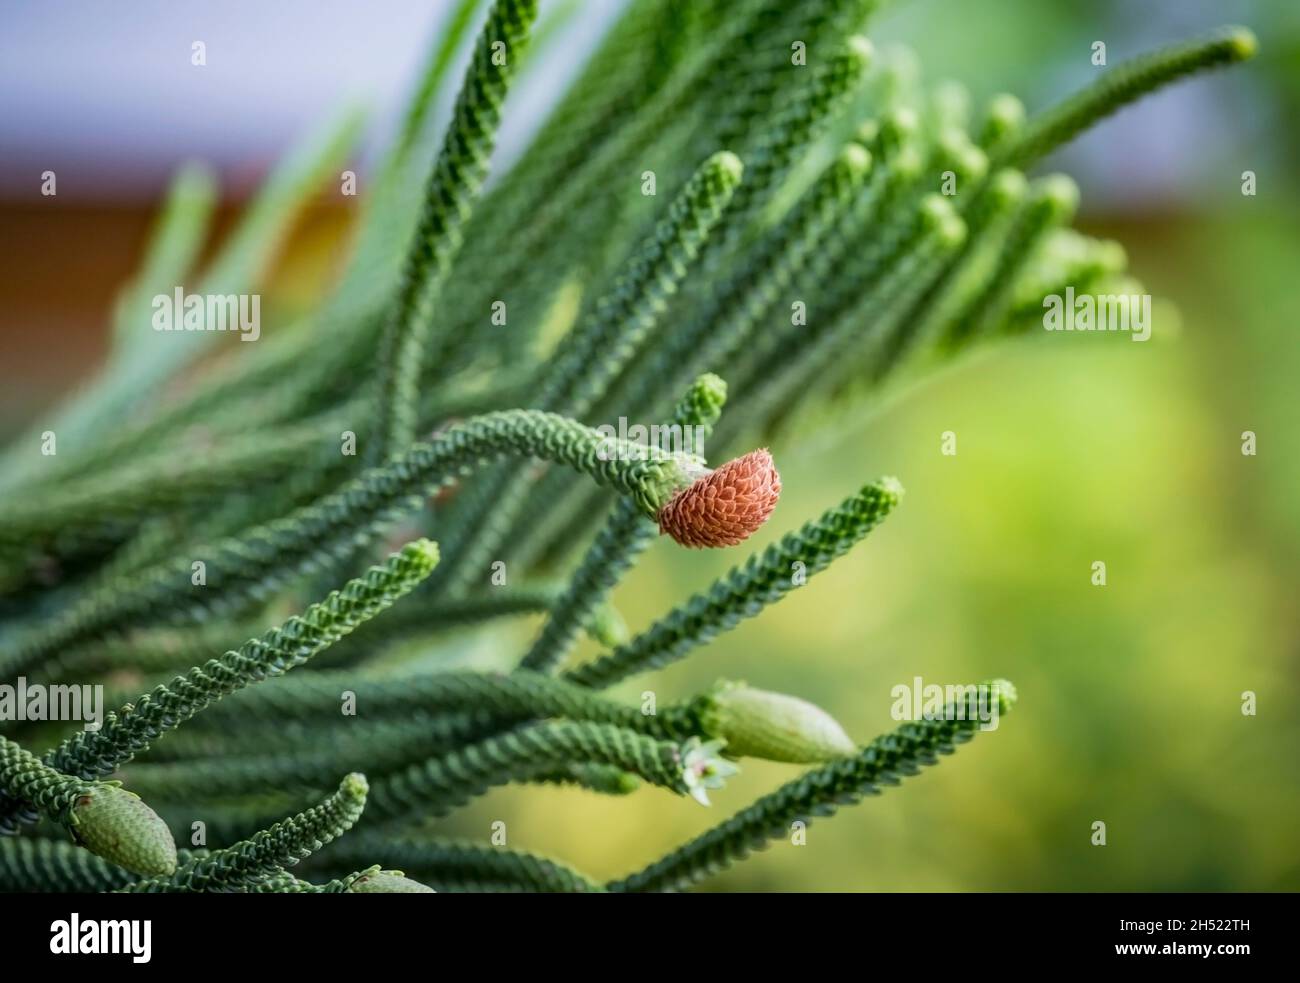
[245,865,433,893]
[373,0,540,461]
[999,26,1256,169]
[0,836,141,893]
[566,478,903,688]
[0,541,438,830]
[0,411,694,674]
[610,681,1018,893]
[0,1,1254,891]
[121,773,368,892]
[152,670,856,770]
[365,723,737,824]
[535,155,744,417]
[319,836,604,893]
[433,156,743,589]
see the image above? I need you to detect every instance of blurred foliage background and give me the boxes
[2,0,1297,890]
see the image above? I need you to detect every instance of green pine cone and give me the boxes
[701,681,856,764]
[70,784,178,878]
[0,734,176,877]
[348,868,437,893]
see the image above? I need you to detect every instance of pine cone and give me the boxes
[657,449,781,548]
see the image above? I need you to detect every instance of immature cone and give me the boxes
[349,868,436,894]
[71,785,178,877]
[657,448,781,548]
[704,682,856,764]
[583,600,629,648]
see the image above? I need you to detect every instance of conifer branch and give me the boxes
[717,35,873,242]
[365,723,736,824]
[180,669,710,743]
[0,412,725,672]
[435,154,742,592]
[537,155,744,416]
[0,543,437,830]
[610,681,1017,892]
[607,142,873,433]
[0,421,336,552]
[942,175,1080,348]
[121,773,368,892]
[320,836,605,893]
[1001,27,1256,169]
[0,836,140,892]
[567,479,901,688]
[0,5,1252,896]
[520,373,728,673]
[372,0,540,460]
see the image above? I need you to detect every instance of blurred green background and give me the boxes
[3,0,1297,891]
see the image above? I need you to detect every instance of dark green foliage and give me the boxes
[373,0,540,460]
[122,774,367,892]
[363,722,734,824]
[433,156,743,590]
[319,837,604,893]
[0,837,139,892]
[0,541,437,831]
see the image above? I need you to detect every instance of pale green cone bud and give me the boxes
[71,784,178,877]
[703,681,856,764]
[349,868,436,893]
[583,600,629,647]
